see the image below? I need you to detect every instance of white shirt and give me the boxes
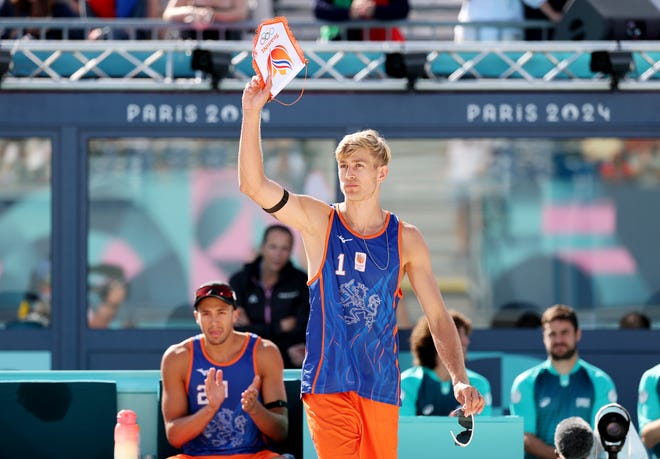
[454,0,553,42]
[455,0,524,42]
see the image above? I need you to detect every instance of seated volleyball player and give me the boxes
[160,281,290,459]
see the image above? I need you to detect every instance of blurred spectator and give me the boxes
[510,304,617,459]
[515,310,542,328]
[162,0,250,40]
[553,417,594,459]
[81,0,163,39]
[638,363,660,458]
[0,0,84,39]
[400,312,493,416]
[87,264,128,329]
[454,0,563,42]
[8,259,52,328]
[314,0,409,41]
[0,139,51,186]
[491,300,541,328]
[624,139,660,187]
[600,150,636,182]
[229,224,309,368]
[619,311,651,329]
[249,0,272,24]
[455,0,524,42]
[581,138,625,164]
[523,0,567,40]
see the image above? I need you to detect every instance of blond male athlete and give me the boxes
[239,75,485,459]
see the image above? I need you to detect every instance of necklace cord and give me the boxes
[360,227,390,271]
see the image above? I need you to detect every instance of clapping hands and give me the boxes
[241,375,261,414]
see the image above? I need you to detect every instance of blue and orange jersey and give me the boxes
[302,205,403,406]
[510,358,617,455]
[183,333,268,456]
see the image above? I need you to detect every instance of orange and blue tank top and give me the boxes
[184,333,267,456]
[302,206,403,406]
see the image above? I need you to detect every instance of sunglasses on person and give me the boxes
[449,408,475,447]
[194,282,236,308]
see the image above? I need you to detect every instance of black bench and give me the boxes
[0,380,117,459]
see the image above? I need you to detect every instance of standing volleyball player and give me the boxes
[239,76,485,459]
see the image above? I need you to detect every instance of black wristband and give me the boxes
[264,400,287,409]
[262,188,289,214]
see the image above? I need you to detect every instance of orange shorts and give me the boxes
[168,451,281,459]
[303,391,399,459]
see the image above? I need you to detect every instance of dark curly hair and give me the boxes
[410,310,472,369]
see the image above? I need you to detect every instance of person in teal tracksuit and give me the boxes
[510,304,617,459]
[401,310,493,416]
[639,363,660,458]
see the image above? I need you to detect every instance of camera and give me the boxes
[596,403,630,458]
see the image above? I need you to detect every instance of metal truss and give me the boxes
[1,37,659,92]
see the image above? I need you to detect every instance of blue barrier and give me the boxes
[0,380,118,458]
[0,369,302,458]
[0,370,162,457]
[11,51,195,79]
[11,50,660,80]
[0,368,526,459]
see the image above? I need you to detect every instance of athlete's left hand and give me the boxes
[240,375,261,414]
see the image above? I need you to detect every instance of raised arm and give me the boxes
[401,223,484,416]
[238,76,332,273]
[238,77,282,209]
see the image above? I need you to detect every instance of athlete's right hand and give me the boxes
[453,381,485,417]
[205,367,226,410]
[242,75,272,112]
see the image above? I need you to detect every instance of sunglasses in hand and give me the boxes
[449,408,474,447]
